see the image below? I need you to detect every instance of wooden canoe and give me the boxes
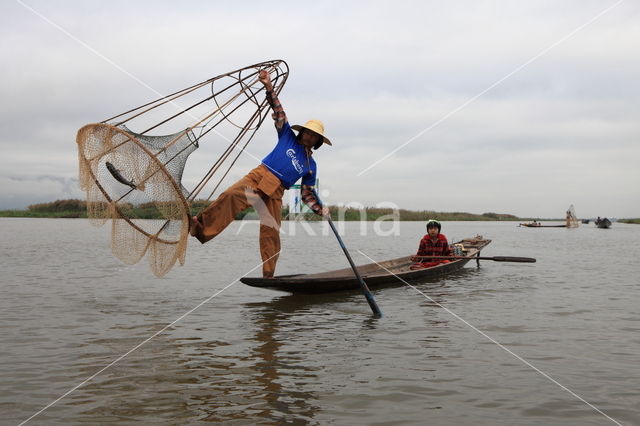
[519,223,566,228]
[595,218,611,229]
[240,237,491,294]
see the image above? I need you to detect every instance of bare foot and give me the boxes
[189,216,201,237]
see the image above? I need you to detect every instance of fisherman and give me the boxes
[190,69,330,278]
[410,219,453,269]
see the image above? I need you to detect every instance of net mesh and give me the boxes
[77,123,195,277]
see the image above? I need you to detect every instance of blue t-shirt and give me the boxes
[261,122,317,189]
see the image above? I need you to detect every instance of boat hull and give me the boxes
[240,238,491,294]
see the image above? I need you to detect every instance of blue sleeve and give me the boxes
[278,121,291,138]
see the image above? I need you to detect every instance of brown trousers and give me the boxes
[193,165,284,277]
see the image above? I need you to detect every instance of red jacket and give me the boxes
[416,233,453,257]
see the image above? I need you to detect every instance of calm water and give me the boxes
[1,218,639,425]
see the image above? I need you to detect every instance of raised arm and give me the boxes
[259,69,287,131]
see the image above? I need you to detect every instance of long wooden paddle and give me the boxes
[313,190,382,318]
[413,255,536,263]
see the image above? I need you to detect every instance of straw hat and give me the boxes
[291,120,332,146]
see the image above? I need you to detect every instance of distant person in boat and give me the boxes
[410,219,453,269]
[189,69,330,278]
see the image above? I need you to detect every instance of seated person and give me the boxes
[410,219,453,269]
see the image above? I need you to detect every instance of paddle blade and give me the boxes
[492,256,536,263]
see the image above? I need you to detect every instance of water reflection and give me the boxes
[245,303,320,424]
[235,271,472,425]
[8,220,638,424]
[239,296,342,423]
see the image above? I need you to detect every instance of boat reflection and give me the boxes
[231,267,479,421]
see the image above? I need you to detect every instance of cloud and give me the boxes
[1,0,639,217]
[0,175,84,210]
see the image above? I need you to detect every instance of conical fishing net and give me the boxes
[76,60,289,276]
[77,124,195,276]
[566,204,579,228]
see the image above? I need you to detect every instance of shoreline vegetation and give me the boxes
[0,199,637,223]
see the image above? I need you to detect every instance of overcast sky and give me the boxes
[1,0,638,218]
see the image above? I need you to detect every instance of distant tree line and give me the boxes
[619,218,640,224]
[0,199,534,221]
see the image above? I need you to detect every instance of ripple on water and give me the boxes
[2,220,639,425]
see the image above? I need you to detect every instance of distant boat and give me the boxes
[595,217,611,229]
[519,221,541,227]
[519,205,580,229]
[581,219,590,224]
[519,222,565,228]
